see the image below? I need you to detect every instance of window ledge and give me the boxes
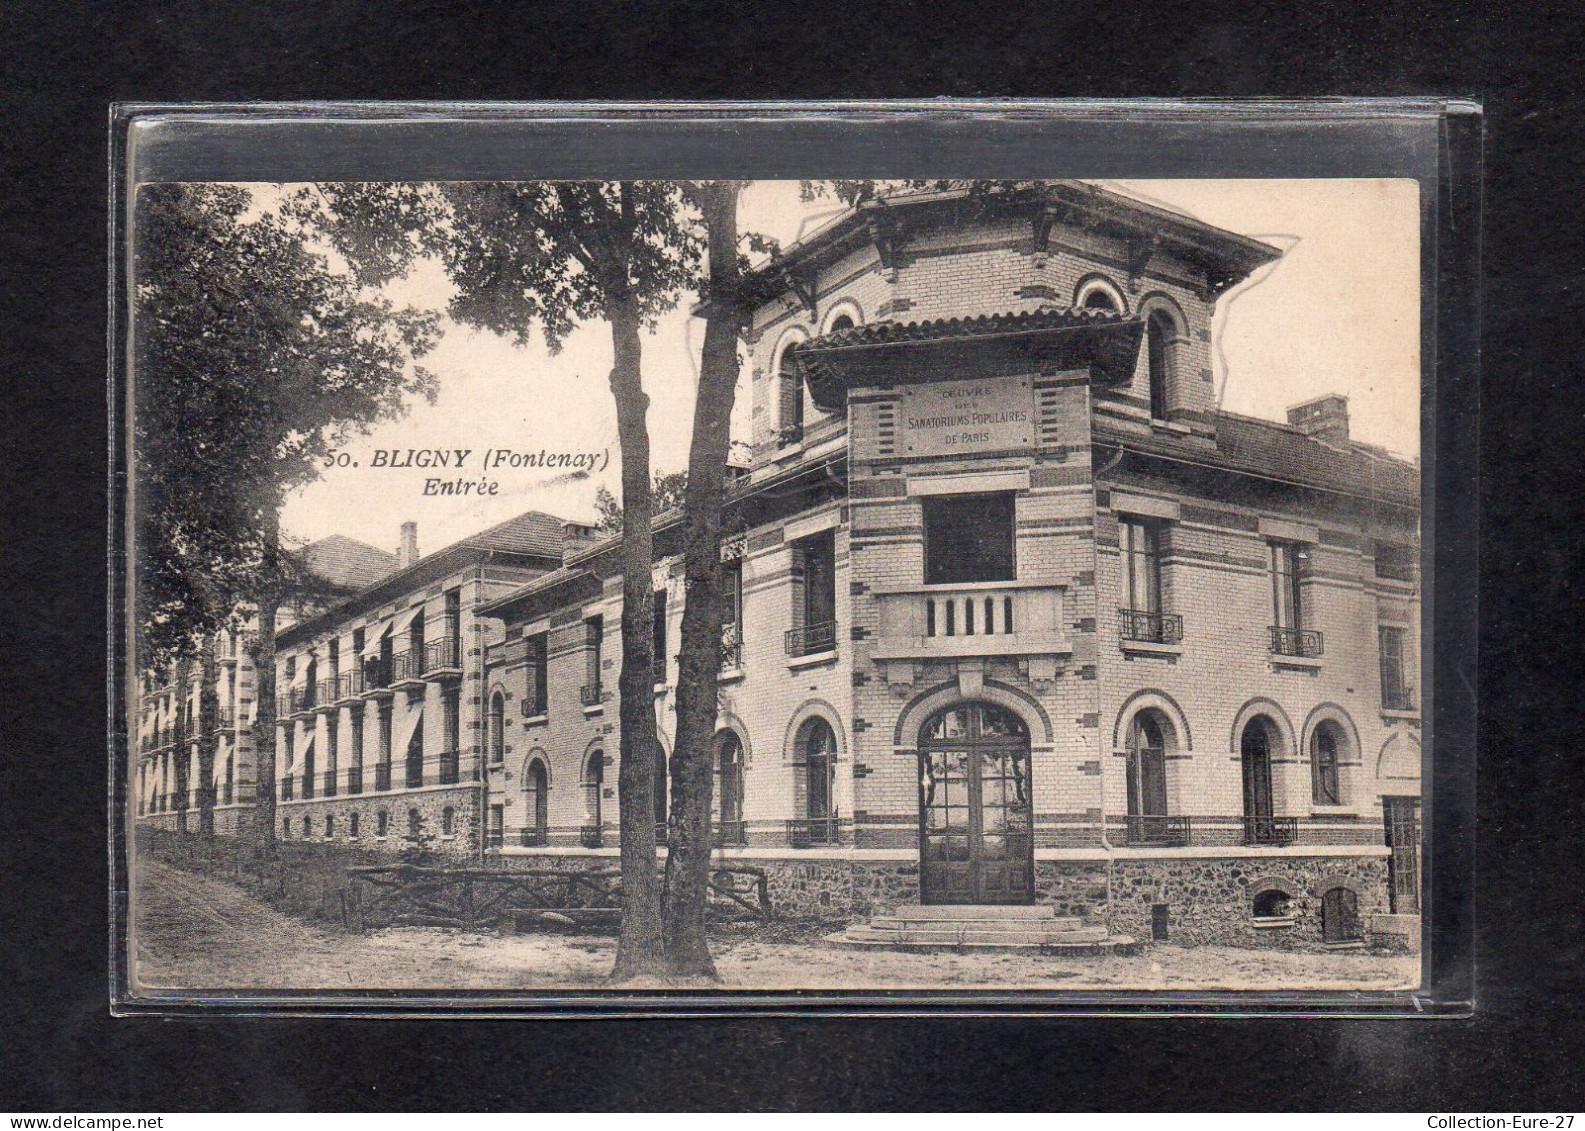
[1150,419,1193,436]
[1309,804,1356,816]
[1120,639,1182,658]
[719,667,746,684]
[774,442,805,461]
[653,682,670,696]
[1268,653,1323,671]
[1251,917,1297,930]
[1380,707,1420,721]
[522,713,548,727]
[788,649,839,671]
[582,704,605,717]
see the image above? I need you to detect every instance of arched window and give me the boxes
[585,751,605,826]
[376,810,388,837]
[797,718,838,840]
[442,806,456,836]
[525,760,549,843]
[349,812,360,838]
[1240,716,1278,842]
[283,817,291,839]
[302,815,312,838]
[774,335,807,445]
[407,807,421,841]
[1146,308,1175,420]
[1075,276,1124,313]
[1252,889,1292,920]
[489,693,505,765]
[325,815,335,839]
[827,313,855,332]
[1322,886,1362,943]
[1312,721,1344,806]
[1126,711,1170,841]
[716,731,745,839]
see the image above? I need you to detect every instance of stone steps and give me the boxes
[829,904,1139,955]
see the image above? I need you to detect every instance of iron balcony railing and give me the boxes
[720,623,743,671]
[521,693,548,718]
[1242,815,1299,846]
[579,683,603,707]
[214,709,234,731]
[346,766,363,795]
[276,694,293,718]
[1382,682,1417,712]
[317,679,337,707]
[438,749,461,785]
[580,824,605,849]
[1119,608,1184,645]
[786,815,840,848]
[1269,626,1324,658]
[519,827,548,847]
[784,621,836,658]
[423,637,462,675]
[374,763,392,791]
[363,656,394,691]
[714,820,748,847]
[1120,814,1192,847]
[391,651,422,685]
[337,669,365,700]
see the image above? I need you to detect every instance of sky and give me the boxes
[261,179,1421,560]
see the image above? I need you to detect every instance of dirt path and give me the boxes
[133,858,1420,994]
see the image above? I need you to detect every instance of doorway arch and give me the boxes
[917,701,1034,905]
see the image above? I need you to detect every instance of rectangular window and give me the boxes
[1270,542,1303,630]
[1120,518,1163,615]
[352,627,365,656]
[1379,626,1412,709]
[652,589,668,682]
[721,559,744,670]
[525,632,548,716]
[923,492,1016,585]
[584,615,604,703]
[378,705,392,765]
[788,531,837,656]
[1375,541,1416,582]
[350,710,365,771]
[328,638,339,680]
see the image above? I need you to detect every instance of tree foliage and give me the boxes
[594,470,688,533]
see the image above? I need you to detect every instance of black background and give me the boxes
[4,0,1583,1111]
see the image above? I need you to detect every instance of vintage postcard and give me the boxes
[125,174,1424,1000]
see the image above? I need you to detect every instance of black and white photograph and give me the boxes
[123,172,1426,999]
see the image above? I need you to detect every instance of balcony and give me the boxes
[1242,815,1299,846]
[391,651,425,691]
[346,766,363,795]
[784,621,836,658]
[714,820,748,847]
[423,637,463,679]
[374,763,392,792]
[720,624,744,672]
[868,582,1070,662]
[786,815,841,848]
[363,657,396,696]
[519,827,548,847]
[336,669,365,703]
[580,824,605,849]
[1382,682,1418,713]
[580,683,603,708]
[521,695,548,719]
[1268,626,1324,659]
[316,679,337,710]
[213,709,234,732]
[438,749,461,785]
[1119,814,1192,847]
[1119,608,1184,646]
[276,694,294,719]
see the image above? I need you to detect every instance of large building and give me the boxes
[475,184,1422,948]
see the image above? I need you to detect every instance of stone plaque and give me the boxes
[898,376,1034,457]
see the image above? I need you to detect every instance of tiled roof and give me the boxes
[797,306,1130,351]
[1213,412,1418,505]
[301,535,397,591]
[459,510,566,559]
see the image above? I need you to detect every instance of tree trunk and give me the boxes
[197,634,219,837]
[173,661,191,834]
[663,183,744,979]
[606,294,666,982]
[248,509,281,859]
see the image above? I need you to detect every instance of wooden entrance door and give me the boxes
[918,703,1034,905]
[1383,796,1421,914]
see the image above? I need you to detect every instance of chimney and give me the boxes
[1287,394,1350,444]
[397,521,419,569]
[561,520,600,566]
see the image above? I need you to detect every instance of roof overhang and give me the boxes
[791,314,1144,412]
